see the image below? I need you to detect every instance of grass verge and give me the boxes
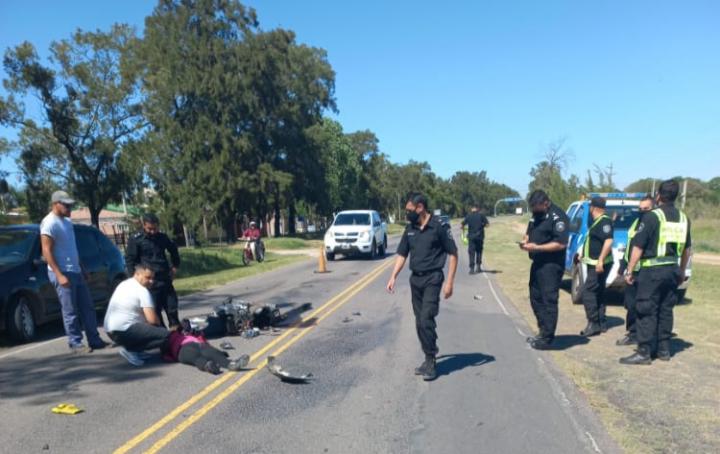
[261,237,323,250]
[485,216,720,454]
[691,218,720,253]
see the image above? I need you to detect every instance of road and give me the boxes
[0,231,619,454]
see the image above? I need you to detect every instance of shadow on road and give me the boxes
[435,352,496,377]
[670,337,694,357]
[479,269,502,274]
[0,349,163,405]
[547,335,590,350]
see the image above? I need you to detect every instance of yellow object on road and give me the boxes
[51,403,83,415]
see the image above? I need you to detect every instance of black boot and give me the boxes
[656,341,671,361]
[580,322,602,337]
[616,334,638,346]
[415,356,433,375]
[422,357,437,381]
[620,348,652,365]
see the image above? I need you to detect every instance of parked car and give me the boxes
[0,224,127,342]
[564,193,692,304]
[324,210,388,260]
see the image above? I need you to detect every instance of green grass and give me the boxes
[692,218,720,253]
[386,223,406,235]
[485,216,720,453]
[262,237,323,250]
[174,248,308,295]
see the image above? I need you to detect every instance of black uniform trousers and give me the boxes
[409,270,444,357]
[150,279,180,327]
[468,236,484,268]
[109,323,170,353]
[529,261,563,341]
[623,272,639,336]
[636,265,679,354]
[178,342,230,370]
[581,265,609,325]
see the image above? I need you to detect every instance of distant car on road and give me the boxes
[0,224,127,342]
[324,210,387,260]
[564,193,692,303]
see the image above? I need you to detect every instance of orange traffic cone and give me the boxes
[314,246,330,274]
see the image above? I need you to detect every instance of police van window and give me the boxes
[607,207,640,230]
[570,206,584,232]
[334,213,371,226]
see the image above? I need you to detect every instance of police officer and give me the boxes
[386,193,458,381]
[126,213,181,327]
[579,197,614,337]
[620,180,691,365]
[520,190,570,350]
[461,204,489,274]
[616,195,654,346]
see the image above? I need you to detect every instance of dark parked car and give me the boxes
[0,224,127,342]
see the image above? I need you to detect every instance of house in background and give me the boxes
[71,204,140,250]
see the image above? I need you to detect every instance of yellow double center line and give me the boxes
[115,258,395,454]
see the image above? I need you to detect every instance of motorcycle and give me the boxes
[239,237,265,265]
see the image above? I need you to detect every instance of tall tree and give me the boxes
[0,25,145,227]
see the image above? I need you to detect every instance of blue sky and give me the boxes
[1,0,719,195]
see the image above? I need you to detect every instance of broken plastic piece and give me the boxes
[352,312,361,316]
[473,294,483,300]
[342,317,353,323]
[219,341,234,350]
[51,403,83,415]
[266,356,313,383]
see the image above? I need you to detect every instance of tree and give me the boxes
[0,25,145,227]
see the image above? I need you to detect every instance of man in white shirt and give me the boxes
[104,264,170,366]
[40,190,107,353]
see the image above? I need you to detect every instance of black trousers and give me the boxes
[581,265,609,324]
[636,266,679,354]
[410,270,444,357]
[623,272,639,336]
[468,237,484,267]
[110,323,170,352]
[178,342,230,370]
[150,282,180,328]
[529,261,563,341]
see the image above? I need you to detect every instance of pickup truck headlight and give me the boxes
[359,230,370,241]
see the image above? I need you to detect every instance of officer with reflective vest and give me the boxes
[579,197,614,337]
[620,180,691,365]
[616,195,654,346]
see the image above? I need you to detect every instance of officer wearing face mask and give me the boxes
[519,190,570,350]
[125,213,181,327]
[386,193,458,381]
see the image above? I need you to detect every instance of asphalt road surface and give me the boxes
[0,231,620,454]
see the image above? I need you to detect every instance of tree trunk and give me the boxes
[182,224,191,248]
[288,200,297,235]
[274,198,281,238]
[90,206,101,229]
[202,215,208,242]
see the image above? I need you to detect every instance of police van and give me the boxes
[565,193,692,303]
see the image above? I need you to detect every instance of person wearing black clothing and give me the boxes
[620,180,691,365]
[387,193,458,381]
[520,190,570,350]
[579,197,614,337]
[126,213,182,327]
[461,205,489,274]
[616,195,654,346]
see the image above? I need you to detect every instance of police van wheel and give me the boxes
[571,264,583,305]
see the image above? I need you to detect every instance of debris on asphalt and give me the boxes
[42,444,49,451]
[266,356,313,384]
[352,312,362,316]
[342,317,353,323]
[473,294,483,300]
[51,403,83,415]
[219,341,234,350]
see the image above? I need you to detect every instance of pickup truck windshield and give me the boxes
[334,214,371,226]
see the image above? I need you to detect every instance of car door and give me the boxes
[74,226,107,303]
[31,235,62,318]
[565,202,587,270]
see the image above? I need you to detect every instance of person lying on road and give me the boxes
[162,322,249,375]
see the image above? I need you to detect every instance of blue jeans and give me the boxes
[49,271,103,347]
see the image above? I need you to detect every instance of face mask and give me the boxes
[406,210,420,224]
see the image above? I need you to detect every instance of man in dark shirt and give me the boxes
[461,204,489,274]
[520,190,570,350]
[125,213,182,327]
[620,180,691,365]
[387,193,458,381]
[579,197,614,337]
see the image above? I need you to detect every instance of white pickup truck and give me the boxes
[324,210,388,260]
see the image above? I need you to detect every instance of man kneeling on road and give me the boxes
[104,264,170,366]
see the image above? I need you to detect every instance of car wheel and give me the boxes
[7,295,37,342]
[571,264,583,305]
[378,236,387,256]
[368,240,377,260]
[326,252,335,261]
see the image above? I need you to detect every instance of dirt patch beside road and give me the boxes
[692,253,720,266]
[484,216,720,454]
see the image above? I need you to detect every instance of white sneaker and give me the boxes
[119,347,145,366]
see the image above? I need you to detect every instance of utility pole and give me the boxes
[681,179,688,209]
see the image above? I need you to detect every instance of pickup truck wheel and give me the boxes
[326,252,335,261]
[368,240,377,260]
[7,295,37,343]
[571,264,583,305]
[378,236,387,256]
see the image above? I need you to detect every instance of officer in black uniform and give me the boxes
[461,204,489,274]
[520,190,570,350]
[620,180,691,365]
[579,197,614,337]
[125,213,181,327]
[387,193,458,381]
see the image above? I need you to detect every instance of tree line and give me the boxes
[0,0,517,239]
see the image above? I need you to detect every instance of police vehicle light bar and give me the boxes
[586,192,647,199]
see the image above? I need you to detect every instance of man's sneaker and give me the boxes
[203,360,222,375]
[69,344,92,355]
[118,347,145,366]
[414,358,432,375]
[136,351,153,360]
[422,359,437,381]
[89,340,110,350]
[228,355,250,371]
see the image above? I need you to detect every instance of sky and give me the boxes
[1,0,719,195]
